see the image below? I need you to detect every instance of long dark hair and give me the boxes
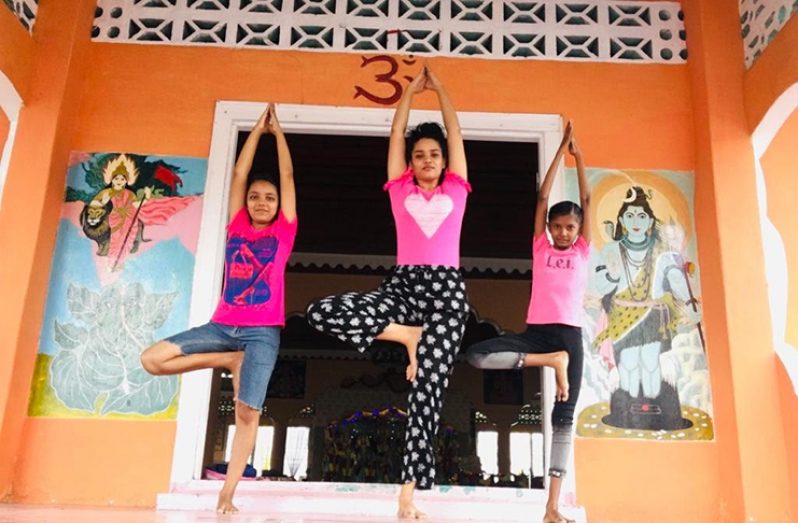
[613,185,659,241]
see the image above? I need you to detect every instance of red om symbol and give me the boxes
[354,55,417,105]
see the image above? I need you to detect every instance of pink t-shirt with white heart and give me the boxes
[384,168,471,268]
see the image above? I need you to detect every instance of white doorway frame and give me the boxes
[169,101,573,497]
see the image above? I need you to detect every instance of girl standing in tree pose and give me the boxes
[466,121,590,523]
[140,104,297,514]
[306,66,470,519]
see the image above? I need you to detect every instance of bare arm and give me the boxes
[569,133,590,243]
[266,104,296,223]
[387,71,426,181]
[229,107,269,221]
[425,67,467,179]
[534,120,573,238]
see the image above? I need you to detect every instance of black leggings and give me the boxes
[466,324,583,477]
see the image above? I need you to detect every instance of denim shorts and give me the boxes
[165,321,280,409]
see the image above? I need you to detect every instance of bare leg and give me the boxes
[376,323,423,382]
[543,476,575,523]
[140,341,244,398]
[398,481,427,519]
[523,351,570,402]
[216,402,260,514]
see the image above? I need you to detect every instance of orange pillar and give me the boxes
[682,0,792,520]
[0,0,96,497]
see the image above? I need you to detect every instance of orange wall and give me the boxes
[0,0,97,500]
[683,0,792,521]
[13,419,174,505]
[0,6,34,101]
[744,14,798,132]
[777,364,798,520]
[3,3,769,521]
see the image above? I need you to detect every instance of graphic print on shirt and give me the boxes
[404,193,454,238]
[544,252,576,270]
[223,234,279,306]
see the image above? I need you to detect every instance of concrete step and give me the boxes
[157,481,587,522]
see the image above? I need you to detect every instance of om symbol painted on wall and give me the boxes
[354,55,418,105]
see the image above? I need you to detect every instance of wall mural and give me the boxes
[28,152,207,419]
[577,168,714,440]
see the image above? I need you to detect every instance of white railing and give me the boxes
[92,0,687,64]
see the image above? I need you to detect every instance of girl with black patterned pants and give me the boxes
[307,65,470,519]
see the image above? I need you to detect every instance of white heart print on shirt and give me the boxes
[404,193,454,238]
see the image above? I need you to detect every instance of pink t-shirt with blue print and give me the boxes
[526,234,590,327]
[384,168,471,268]
[211,209,297,327]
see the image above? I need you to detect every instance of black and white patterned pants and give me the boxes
[306,265,469,489]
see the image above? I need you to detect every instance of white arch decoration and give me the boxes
[0,71,23,208]
[751,81,798,395]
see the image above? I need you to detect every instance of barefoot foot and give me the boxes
[552,351,570,402]
[216,490,239,515]
[398,501,427,519]
[543,508,575,523]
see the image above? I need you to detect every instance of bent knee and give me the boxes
[140,350,161,374]
[139,342,179,375]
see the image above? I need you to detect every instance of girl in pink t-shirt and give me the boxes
[140,104,297,515]
[466,121,590,523]
[307,66,469,519]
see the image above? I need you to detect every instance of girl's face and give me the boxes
[410,138,445,187]
[620,205,653,241]
[246,180,279,228]
[111,174,127,190]
[547,213,581,250]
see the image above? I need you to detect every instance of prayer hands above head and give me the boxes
[423,65,443,91]
[568,133,582,157]
[408,69,428,94]
[264,103,283,135]
[559,119,574,150]
[255,104,271,132]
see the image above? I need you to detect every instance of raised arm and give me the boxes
[229,106,270,221]
[266,104,296,223]
[569,132,590,243]
[387,70,426,181]
[534,120,573,238]
[425,67,467,179]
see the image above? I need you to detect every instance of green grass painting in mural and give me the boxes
[28,353,179,420]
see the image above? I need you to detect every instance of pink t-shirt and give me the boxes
[384,169,471,267]
[526,234,590,327]
[211,209,297,327]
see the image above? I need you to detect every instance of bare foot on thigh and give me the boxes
[216,490,239,515]
[227,351,244,402]
[403,326,423,382]
[551,351,570,402]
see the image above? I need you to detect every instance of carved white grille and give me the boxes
[739,0,798,68]
[92,0,687,64]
